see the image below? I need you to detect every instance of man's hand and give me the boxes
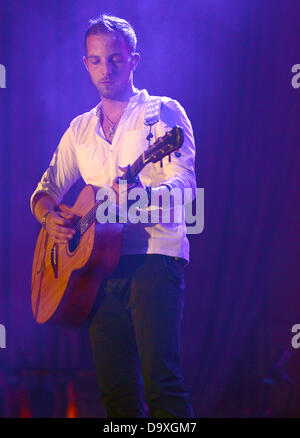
[111,165,145,205]
[44,205,76,244]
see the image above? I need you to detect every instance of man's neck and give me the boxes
[100,85,138,120]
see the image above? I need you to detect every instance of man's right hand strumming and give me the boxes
[43,209,76,244]
[33,193,76,244]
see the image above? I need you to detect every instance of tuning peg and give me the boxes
[160,159,163,168]
[175,152,181,157]
[168,154,171,162]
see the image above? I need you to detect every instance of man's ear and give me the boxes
[130,53,140,71]
[83,56,89,72]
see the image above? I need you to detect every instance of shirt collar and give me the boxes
[94,88,149,119]
[129,88,149,105]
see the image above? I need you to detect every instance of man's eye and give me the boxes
[91,59,100,65]
[112,58,123,64]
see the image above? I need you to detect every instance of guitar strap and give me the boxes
[144,96,162,148]
[123,97,162,184]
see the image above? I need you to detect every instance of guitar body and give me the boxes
[31,185,123,328]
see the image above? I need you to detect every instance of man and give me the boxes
[30,14,196,418]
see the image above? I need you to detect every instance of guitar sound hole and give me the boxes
[68,231,81,253]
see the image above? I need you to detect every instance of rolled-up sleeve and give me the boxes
[154,98,196,203]
[30,125,80,214]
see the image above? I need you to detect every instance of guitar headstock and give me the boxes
[144,125,184,165]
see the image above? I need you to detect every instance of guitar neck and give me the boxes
[74,125,183,235]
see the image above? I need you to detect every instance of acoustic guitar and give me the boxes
[31,126,184,328]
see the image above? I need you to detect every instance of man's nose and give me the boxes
[101,60,113,77]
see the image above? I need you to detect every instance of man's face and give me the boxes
[83,32,138,100]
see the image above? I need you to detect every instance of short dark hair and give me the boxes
[84,14,137,54]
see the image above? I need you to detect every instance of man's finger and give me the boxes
[59,212,75,220]
[53,225,75,234]
[53,216,73,226]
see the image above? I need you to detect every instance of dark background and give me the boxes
[0,0,299,417]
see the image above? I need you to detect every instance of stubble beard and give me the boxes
[97,75,133,101]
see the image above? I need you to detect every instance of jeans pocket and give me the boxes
[162,255,186,290]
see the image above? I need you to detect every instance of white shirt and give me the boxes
[30,89,196,263]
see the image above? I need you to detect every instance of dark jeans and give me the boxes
[88,253,194,418]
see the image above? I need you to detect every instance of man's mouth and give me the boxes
[100,80,114,85]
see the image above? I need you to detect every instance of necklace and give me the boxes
[99,90,139,142]
[101,106,124,142]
